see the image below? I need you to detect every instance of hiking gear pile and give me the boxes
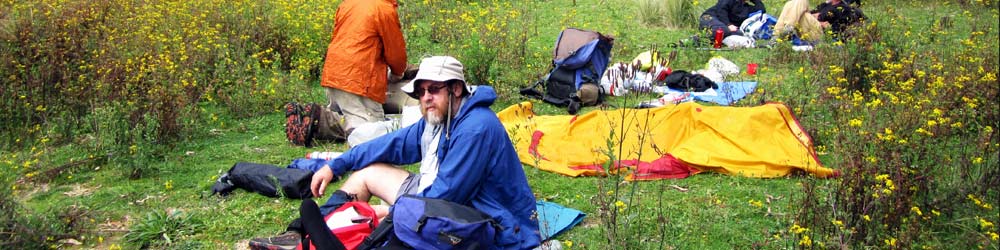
[520,28,614,115]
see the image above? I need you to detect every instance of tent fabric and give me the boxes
[497,102,838,180]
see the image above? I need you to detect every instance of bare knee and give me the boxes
[337,163,409,203]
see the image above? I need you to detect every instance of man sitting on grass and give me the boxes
[249,56,541,250]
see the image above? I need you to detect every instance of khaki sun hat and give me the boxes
[401,56,471,99]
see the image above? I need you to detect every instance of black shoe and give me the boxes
[248,231,300,250]
[567,100,581,115]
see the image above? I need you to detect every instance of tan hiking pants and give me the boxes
[775,0,824,41]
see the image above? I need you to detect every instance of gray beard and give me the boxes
[426,111,444,125]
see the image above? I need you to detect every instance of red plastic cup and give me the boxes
[656,67,672,81]
[747,63,758,75]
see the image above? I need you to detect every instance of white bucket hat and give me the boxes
[401,56,472,99]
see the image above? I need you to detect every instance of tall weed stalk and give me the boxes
[591,55,673,249]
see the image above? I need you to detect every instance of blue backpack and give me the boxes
[739,10,778,40]
[520,28,614,114]
[359,195,500,250]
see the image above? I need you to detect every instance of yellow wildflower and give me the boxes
[932,108,943,117]
[885,237,897,247]
[849,118,863,127]
[799,235,812,247]
[981,218,995,230]
[791,224,809,234]
[866,156,878,163]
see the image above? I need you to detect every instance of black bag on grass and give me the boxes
[663,70,718,92]
[210,162,314,199]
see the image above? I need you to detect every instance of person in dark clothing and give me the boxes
[811,0,866,37]
[699,0,767,37]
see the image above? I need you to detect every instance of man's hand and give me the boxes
[311,166,336,197]
[728,25,738,32]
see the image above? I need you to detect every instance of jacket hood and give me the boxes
[450,85,496,124]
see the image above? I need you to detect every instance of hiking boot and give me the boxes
[248,231,300,250]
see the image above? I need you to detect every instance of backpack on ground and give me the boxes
[520,28,615,115]
[358,195,501,250]
[740,10,778,40]
[285,102,322,147]
[298,200,379,250]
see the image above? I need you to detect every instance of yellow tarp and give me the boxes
[497,102,838,180]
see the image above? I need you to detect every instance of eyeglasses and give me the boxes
[413,84,448,98]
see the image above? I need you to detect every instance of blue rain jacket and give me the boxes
[324,86,541,249]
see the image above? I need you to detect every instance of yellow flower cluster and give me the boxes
[967,194,994,210]
[790,223,810,234]
[872,174,896,198]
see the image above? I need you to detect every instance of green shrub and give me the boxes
[124,209,204,249]
[636,0,701,29]
[791,3,999,248]
[0,0,331,170]
[397,0,537,98]
[0,190,95,249]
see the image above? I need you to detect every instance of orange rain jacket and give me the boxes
[320,0,407,103]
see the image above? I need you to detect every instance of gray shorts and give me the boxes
[397,172,420,199]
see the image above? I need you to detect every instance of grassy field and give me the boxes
[2,0,998,249]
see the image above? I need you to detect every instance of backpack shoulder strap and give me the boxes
[299,199,347,250]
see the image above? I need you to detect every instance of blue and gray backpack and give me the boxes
[359,195,501,250]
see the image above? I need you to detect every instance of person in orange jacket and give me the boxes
[318,0,408,140]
